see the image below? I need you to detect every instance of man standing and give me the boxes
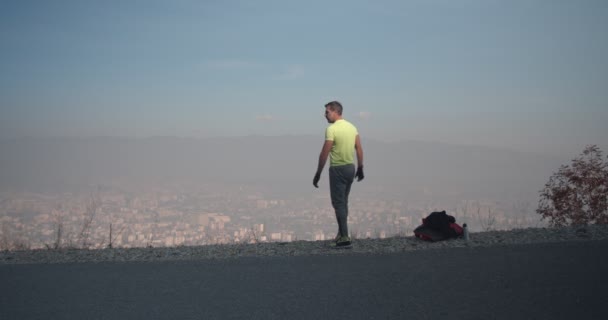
[313,101,364,247]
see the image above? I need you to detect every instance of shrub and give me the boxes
[537,145,608,226]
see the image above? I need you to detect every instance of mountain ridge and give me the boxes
[0,135,563,201]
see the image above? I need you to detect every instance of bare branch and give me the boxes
[537,145,608,226]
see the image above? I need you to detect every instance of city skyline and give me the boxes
[0,134,559,249]
[0,178,540,250]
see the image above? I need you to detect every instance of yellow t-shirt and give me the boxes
[325,119,358,167]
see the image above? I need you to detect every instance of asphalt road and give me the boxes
[2,240,607,320]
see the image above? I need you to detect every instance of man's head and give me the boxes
[324,101,343,123]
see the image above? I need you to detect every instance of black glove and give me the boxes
[355,166,364,182]
[313,172,321,188]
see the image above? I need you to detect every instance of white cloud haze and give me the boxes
[255,115,276,122]
[357,112,372,120]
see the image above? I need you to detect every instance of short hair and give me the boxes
[325,101,343,115]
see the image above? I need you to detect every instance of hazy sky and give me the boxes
[1,0,606,155]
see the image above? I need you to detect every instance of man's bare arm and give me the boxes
[355,135,364,168]
[355,135,365,182]
[316,140,333,174]
[313,140,333,188]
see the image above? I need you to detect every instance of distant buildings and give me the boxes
[0,188,543,250]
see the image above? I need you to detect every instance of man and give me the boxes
[313,101,364,247]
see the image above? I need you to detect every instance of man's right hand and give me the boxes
[355,166,364,182]
[313,172,321,188]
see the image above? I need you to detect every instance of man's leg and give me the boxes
[344,174,353,217]
[330,165,355,238]
[329,166,345,237]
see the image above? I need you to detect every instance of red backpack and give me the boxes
[414,211,463,242]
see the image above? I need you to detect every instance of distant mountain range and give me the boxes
[0,136,564,202]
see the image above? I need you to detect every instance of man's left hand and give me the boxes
[356,166,364,182]
[313,172,321,188]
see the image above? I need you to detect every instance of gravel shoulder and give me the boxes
[2,225,607,265]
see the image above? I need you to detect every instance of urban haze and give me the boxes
[0,136,566,249]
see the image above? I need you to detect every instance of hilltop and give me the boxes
[2,224,607,265]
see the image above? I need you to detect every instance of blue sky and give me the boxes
[1,0,606,155]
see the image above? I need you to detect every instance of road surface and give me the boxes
[2,240,607,319]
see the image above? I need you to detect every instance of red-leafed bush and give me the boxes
[537,145,608,227]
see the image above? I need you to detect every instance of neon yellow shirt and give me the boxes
[325,119,358,167]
